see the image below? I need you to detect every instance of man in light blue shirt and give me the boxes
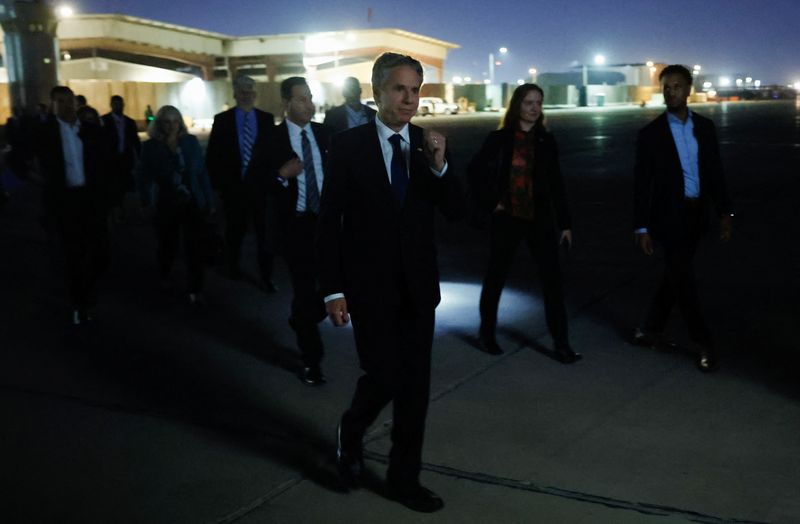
[323,77,377,133]
[633,65,733,372]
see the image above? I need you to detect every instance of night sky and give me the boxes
[76,0,799,84]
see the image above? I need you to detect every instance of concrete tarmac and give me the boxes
[1,101,799,523]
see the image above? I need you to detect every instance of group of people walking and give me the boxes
[24,54,731,513]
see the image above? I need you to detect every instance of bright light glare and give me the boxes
[483,79,491,85]
[452,76,463,84]
[646,60,654,67]
[528,68,537,75]
[499,47,508,54]
[702,81,712,89]
[719,77,731,87]
[754,80,761,88]
[794,81,800,90]
[693,64,701,71]
[56,5,74,17]
[516,79,525,85]
[735,78,743,87]
[593,54,606,65]
[333,76,346,88]
[745,77,752,83]
[464,76,472,83]
[649,66,656,73]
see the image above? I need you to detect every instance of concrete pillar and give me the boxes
[0,0,60,114]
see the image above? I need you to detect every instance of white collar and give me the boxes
[285,118,311,137]
[375,115,409,144]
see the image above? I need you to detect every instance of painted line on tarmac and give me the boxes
[363,450,768,524]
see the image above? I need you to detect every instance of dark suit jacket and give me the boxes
[467,127,571,230]
[35,115,108,220]
[317,121,464,312]
[269,120,333,237]
[101,113,141,166]
[323,103,377,134]
[634,111,732,242]
[205,107,276,201]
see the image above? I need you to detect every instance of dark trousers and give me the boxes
[341,300,435,488]
[224,194,273,281]
[58,188,109,310]
[285,214,326,367]
[156,200,205,293]
[645,201,712,347]
[479,211,569,349]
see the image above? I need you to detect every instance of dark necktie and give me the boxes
[389,133,408,203]
[241,112,254,179]
[301,129,320,214]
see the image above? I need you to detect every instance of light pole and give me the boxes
[488,47,507,85]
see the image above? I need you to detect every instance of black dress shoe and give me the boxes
[387,483,444,513]
[555,347,583,364]
[477,333,503,355]
[696,349,719,373]
[299,365,326,386]
[336,421,364,488]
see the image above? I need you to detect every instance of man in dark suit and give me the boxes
[323,76,376,133]
[269,76,334,386]
[206,75,278,290]
[36,86,109,324]
[318,53,463,512]
[633,64,733,372]
[101,95,141,222]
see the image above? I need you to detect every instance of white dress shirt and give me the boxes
[285,119,325,213]
[58,117,86,188]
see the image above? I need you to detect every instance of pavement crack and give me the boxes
[362,450,769,524]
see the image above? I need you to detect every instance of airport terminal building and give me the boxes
[0,13,459,123]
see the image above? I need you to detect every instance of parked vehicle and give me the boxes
[417,97,459,116]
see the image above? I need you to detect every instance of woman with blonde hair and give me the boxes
[138,105,213,304]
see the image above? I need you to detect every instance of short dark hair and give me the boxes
[501,83,545,132]
[110,95,123,103]
[371,53,423,92]
[50,85,73,100]
[280,76,308,101]
[659,64,693,86]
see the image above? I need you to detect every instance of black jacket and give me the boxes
[35,116,109,220]
[467,127,571,230]
[634,111,732,241]
[317,121,464,311]
[205,107,277,201]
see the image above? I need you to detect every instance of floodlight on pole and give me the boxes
[56,5,74,18]
[593,54,606,66]
[489,46,508,84]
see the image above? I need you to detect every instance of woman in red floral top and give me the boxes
[467,84,579,363]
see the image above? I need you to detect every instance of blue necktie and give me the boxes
[240,112,254,179]
[389,133,408,203]
[301,129,320,214]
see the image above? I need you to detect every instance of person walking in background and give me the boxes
[633,64,733,372]
[102,95,141,224]
[35,86,110,325]
[323,76,376,133]
[468,83,580,363]
[206,75,279,291]
[138,105,214,305]
[269,76,334,386]
[318,53,463,512]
